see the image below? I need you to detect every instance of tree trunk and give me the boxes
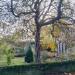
[35,25,41,63]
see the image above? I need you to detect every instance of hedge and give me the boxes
[0,60,75,75]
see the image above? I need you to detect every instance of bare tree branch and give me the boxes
[40,0,63,26]
[11,0,35,17]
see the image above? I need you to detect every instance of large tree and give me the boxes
[10,0,75,63]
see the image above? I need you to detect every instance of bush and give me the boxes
[6,48,13,65]
[25,45,33,63]
[7,55,11,65]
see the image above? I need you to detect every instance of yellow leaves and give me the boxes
[40,26,57,51]
[11,31,21,41]
[59,19,69,25]
[51,25,61,37]
[48,39,56,51]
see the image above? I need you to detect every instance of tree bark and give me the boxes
[34,0,41,63]
[35,25,41,63]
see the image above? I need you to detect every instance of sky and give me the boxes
[71,0,75,3]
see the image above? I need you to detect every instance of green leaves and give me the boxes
[0,42,14,65]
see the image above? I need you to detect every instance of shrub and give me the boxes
[25,45,33,63]
[7,55,11,65]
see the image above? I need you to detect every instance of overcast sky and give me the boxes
[71,0,75,2]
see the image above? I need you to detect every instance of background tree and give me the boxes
[10,0,75,63]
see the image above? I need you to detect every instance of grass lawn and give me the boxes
[0,55,75,67]
[0,56,25,67]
